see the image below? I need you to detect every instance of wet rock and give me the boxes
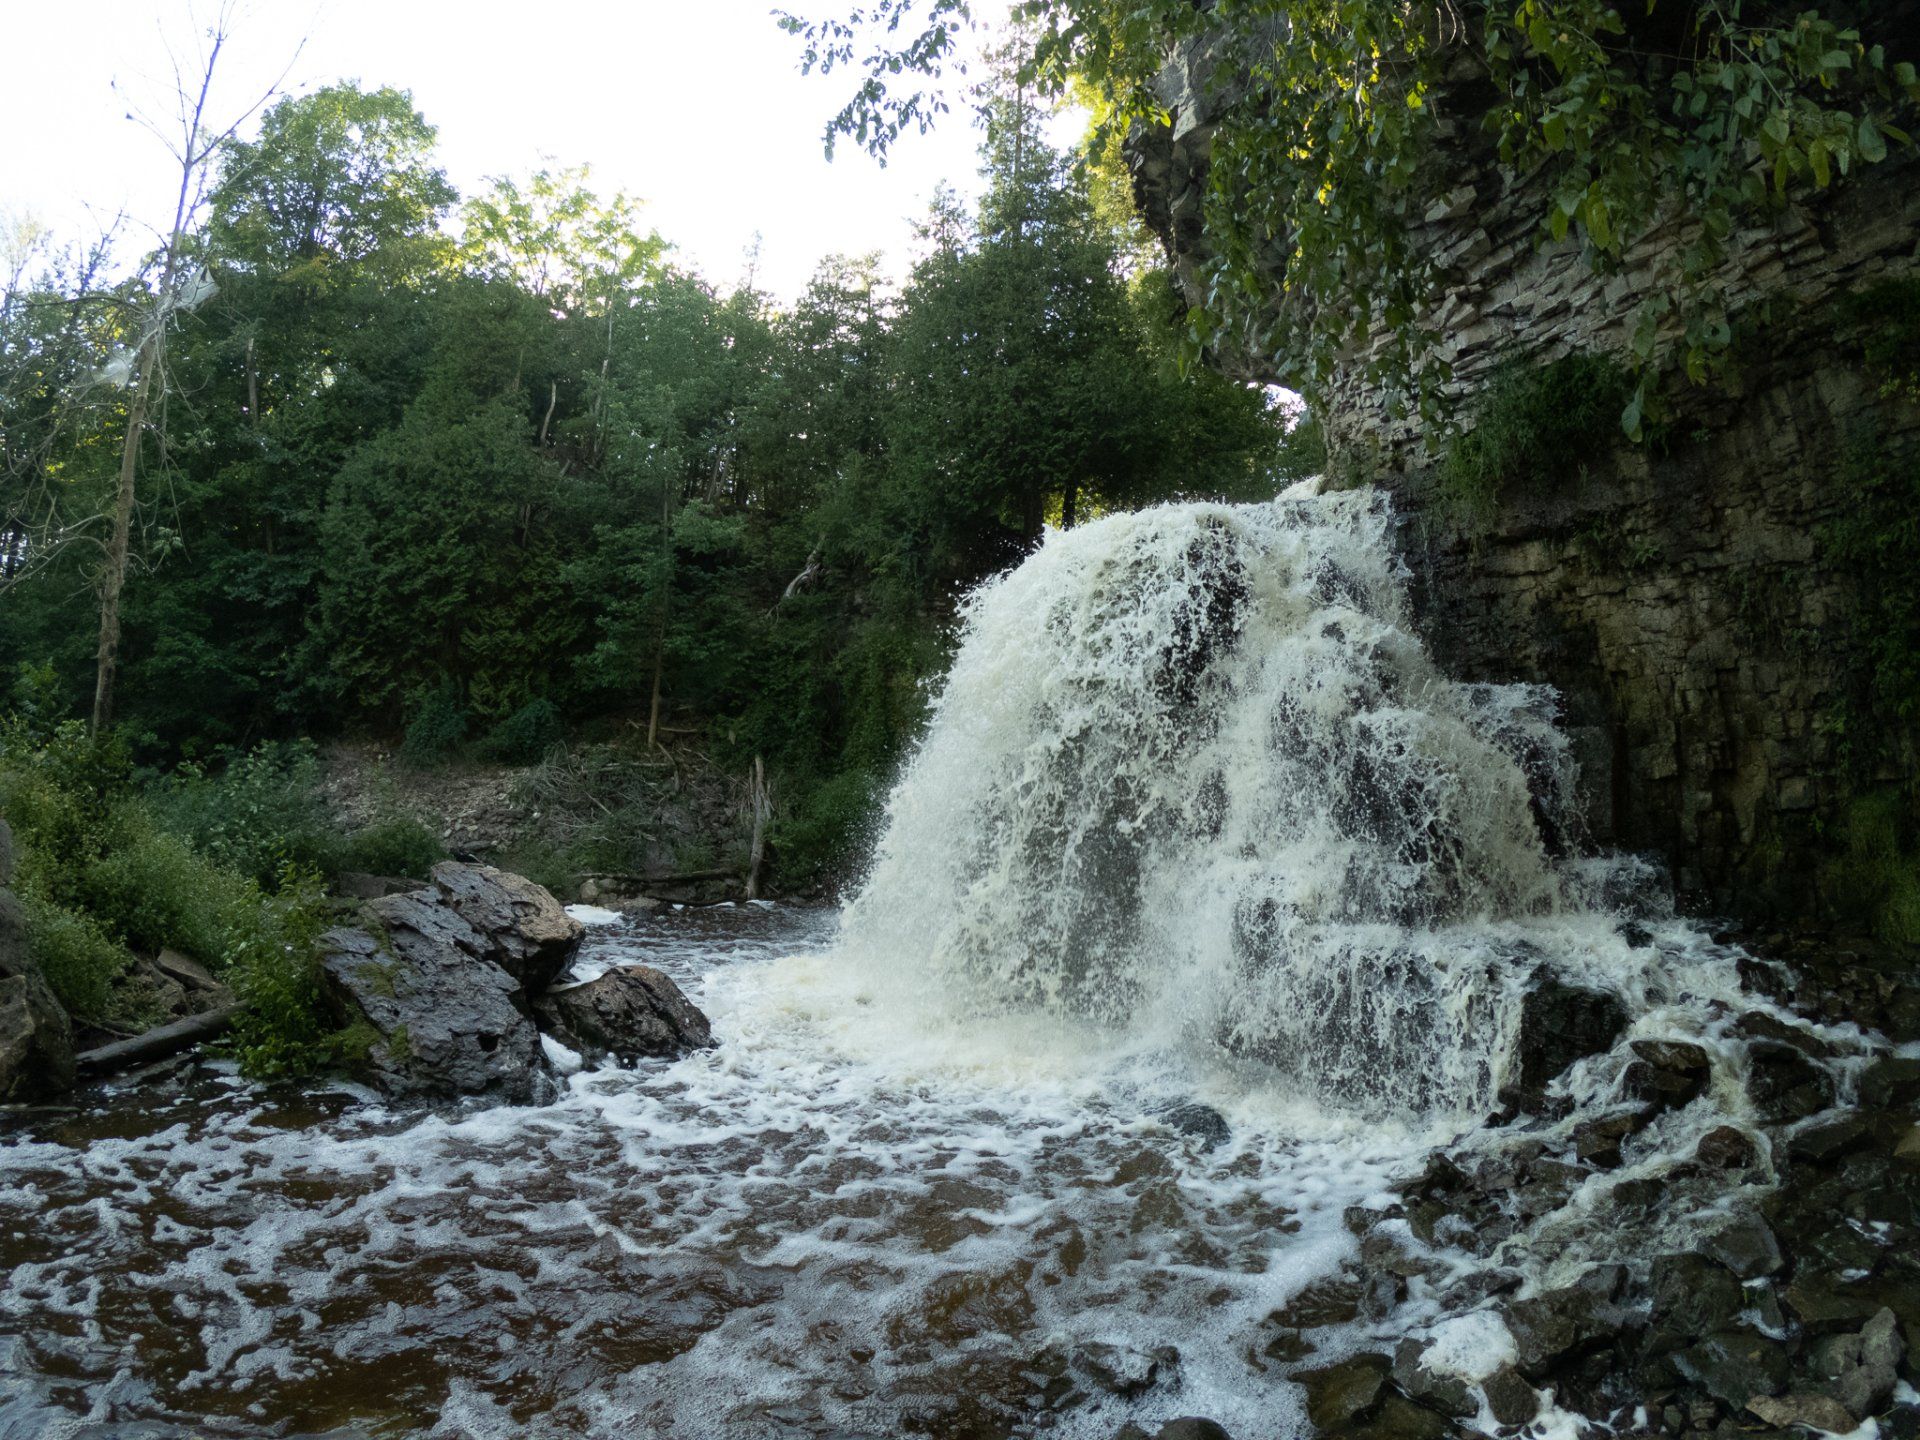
[1367,1391,1452,1440]
[1694,1125,1762,1171]
[1746,1393,1858,1432]
[1150,1421,1234,1440]
[1649,1253,1746,1342]
[1296,1352,1391,1430]
[1481,1367,1540,1427]
[1810,1308,1904,1420]
[1861,1056,1920,1113]
[1700,1215,1784,1280]
[1571,1106,1653,1167]
[321,892,551,1102]
[1783,1272,1898,1334]
[1504,1268,1635,1376]
[1269,1274,1365,1330]
[1732,1010,1836,1059]
[1746,1040,1836,1124]
[533,964,713,1063]
[1671,1331,1790,1408]
[1391,1339,1476,1419]
[0,890,74,1101]
[1623,1039,1712,1113]
[1507,972,1628,1097]
[1071,1341,1177,1398]
[429,861,582,993]
[1788,1113,1873,1165]
[1159,1102,1231,1149]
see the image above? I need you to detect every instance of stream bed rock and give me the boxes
[320,863,593,1102]
[533,963,714,1063]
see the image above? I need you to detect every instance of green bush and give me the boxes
[152,741,340,886]
[1439,351,1637,528]
[402,686,468,765]
[222,868,340,1079]
[337,816,445,879]
[772,767,883,886]
[484,697,563,764]
[1829,792,1920,946]
[77,822,258,966]
[16,894,131,1021]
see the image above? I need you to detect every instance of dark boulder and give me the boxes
[1648,1253,1745,1344]
[1809,1308,1904,1420]
[1071,1341,1178,1397]
[533,964,713,1064]
[1391,1339,1476,1419]
[1694,1124,1762,1171]
[1671,1331,1790,1408]
[1861,1056,1920,1112]
[1504,1268,1635,1377]
[1505,971,1627,1100]
[1747,1393,1860,1432]
[1481,1367,1539,1427]
[1295,1352,1391,1430]
[321,891,551,1103]
[1700,1214,1784,1280]
[1621,1039,1711,1112]
[1746,1039,1836,1123]
[1158,1102,1231,1149]
[0,889,74,1101]
[428,861,582,993]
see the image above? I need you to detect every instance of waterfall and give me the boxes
[840,491,1672,1125]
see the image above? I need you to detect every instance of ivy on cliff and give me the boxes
[785,1,1920,434]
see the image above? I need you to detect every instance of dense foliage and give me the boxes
[1,74,1290,890]
[786,1,1920,431]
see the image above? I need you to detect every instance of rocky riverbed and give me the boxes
[3,890,1917,1440]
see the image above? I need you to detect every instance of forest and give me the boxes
[0,57,1301,1060]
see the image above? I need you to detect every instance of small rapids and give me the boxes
[0,495,1821,1438]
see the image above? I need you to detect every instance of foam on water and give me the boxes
[0,494,1837,1437]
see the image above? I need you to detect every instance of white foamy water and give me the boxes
[0,496,1825,1438]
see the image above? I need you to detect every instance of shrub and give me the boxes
[402,686,469,766]
[338,816,445,879]
[1438,352,1637,528]
[16,894,131,1021]
[484,697,563,765]
[77,822,258,966]
[772,767,883,887]
[222,868,339,1079]
[152,741,340,886]
[1829,792,1920,947]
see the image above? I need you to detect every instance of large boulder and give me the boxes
[320,874,566,1103]
[0,889,74,1102]
[428,861,582,992]
[1501,970,1628,1107]
[533,964,713,1064]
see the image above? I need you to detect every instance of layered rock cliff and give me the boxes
[1129,38,1920,926]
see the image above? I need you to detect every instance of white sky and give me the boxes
[1,0,1075,300]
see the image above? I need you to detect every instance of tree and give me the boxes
[87,4,299,734]
[783,1,1920,426]
[208,83,454,292]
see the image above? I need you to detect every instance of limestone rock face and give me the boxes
[0,890,74,1102]
[1127,29,1920,926]
[533,964,713,1065]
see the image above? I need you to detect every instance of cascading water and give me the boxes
[3,491,1852,1440]
[841,491,1695,1128]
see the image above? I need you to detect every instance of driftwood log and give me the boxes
[74,1004,236,1079]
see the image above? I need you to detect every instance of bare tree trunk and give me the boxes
[646,478,672,749]
[1061,480,1079,530]
[92,334,161,734]
[746,755,770,900]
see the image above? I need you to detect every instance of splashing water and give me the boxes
[0,494,1793,1439]
[842,493,1695,1126]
